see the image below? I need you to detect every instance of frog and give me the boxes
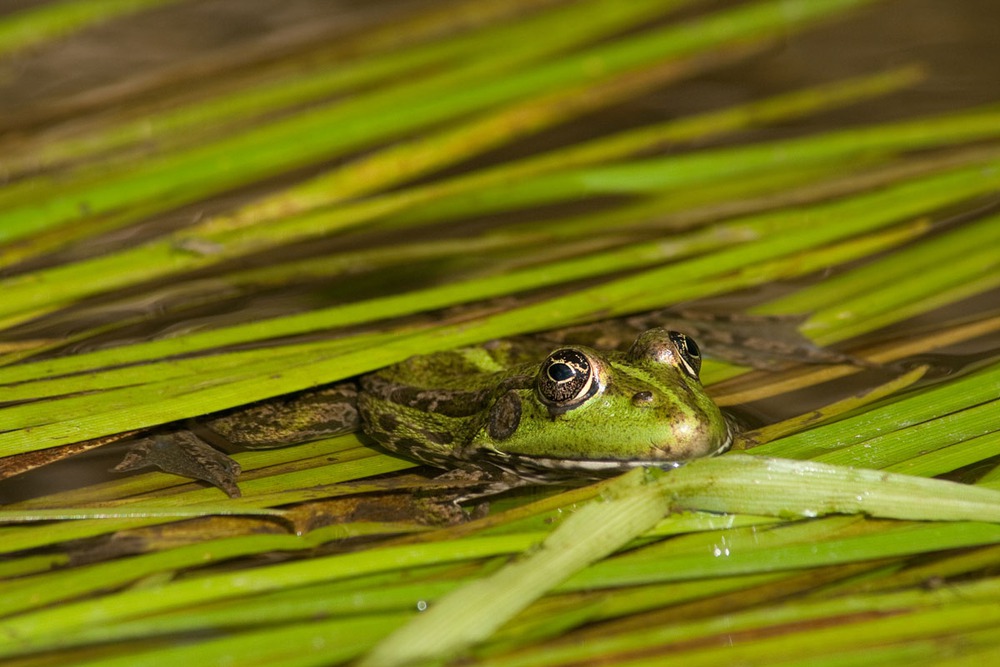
[115,309,860,498]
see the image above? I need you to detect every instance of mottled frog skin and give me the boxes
[358,329,730,483]
[117,309,858,497]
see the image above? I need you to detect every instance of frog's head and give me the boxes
[470,328,731,475]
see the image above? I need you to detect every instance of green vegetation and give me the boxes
[0,0,998,665]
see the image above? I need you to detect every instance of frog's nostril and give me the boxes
[631,391,654,407]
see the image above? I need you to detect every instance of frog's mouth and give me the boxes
[481,427,733,483]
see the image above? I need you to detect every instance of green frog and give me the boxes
[116,310,856,497]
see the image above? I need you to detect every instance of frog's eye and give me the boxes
[536,349,599,410]
[627,329,702,380]
[669,331,702,378]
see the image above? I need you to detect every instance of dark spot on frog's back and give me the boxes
[418,427,454,445]
[378,413,399,432]
[361,374,489,417]
[392,437,427,453]
[488,390,522,441]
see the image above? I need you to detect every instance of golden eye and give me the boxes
[626,329,703,380]
[668,331,702,378]
[536,349,598,410]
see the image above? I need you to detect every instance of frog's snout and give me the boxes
[648,419,733,460]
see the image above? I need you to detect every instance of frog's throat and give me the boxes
[480,424,733,482]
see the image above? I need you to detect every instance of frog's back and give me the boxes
[357,342,539,468]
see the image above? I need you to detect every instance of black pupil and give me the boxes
[548,362,576,382]
[670,331,699,358]
[537,349,594,408]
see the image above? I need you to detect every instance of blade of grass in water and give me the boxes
[380,105,1000,228]
[195,107,1000,258]
[1,1,664,268]
[0,0,876,276]
[10,137,981,373]
[5,459,1000,662]
[477,578,1000,667]
[1,0,680,172]
[1,0,861,245]
[0,69,934,363]
[751,360,1000,460]
[365,454,1000,665]
[0,533,541,658]
[1,106,995,335]
[218,64,922,234]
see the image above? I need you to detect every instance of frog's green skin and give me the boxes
[357,329,731,483]
[122,303,871,497]
[121,327,733,497]
[116,308,867,496]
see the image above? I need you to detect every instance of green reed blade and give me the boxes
[3,0,683,178]
[2,0,848,245]
[0,0,884,325]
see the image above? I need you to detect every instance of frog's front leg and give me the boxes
[113,430,244,497]
[113,384,360,497]
[196,385,359,450]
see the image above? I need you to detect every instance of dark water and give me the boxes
[2,0,998,123]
